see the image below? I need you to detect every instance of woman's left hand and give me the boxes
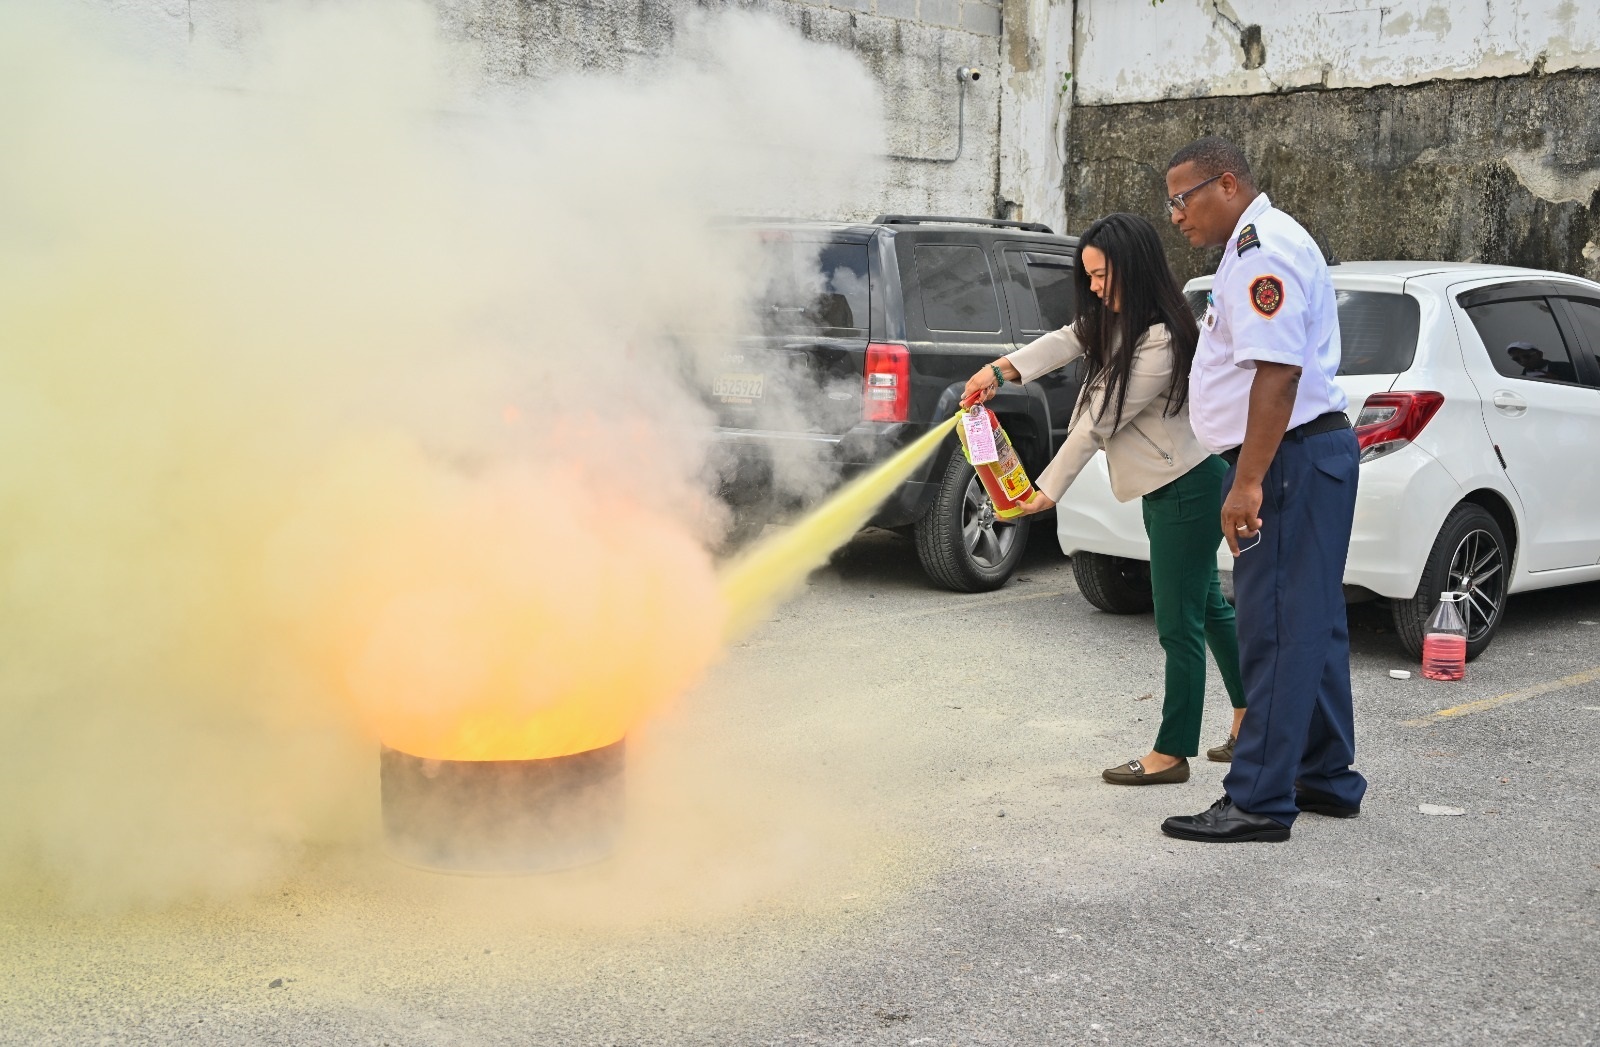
[1016,492,1056,516]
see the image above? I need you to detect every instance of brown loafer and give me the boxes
[1102,757,1190,785]
[1206,734,1236,763]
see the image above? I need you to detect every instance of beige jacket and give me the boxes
[1005,322,1211,503]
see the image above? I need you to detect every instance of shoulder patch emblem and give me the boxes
[1235,224,1261,255]
[1250,275,1285,318]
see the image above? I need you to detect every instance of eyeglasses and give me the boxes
[1165,173,1225,216]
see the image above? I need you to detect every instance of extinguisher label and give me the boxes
[998,464,1030,499]
[962,407,999,464]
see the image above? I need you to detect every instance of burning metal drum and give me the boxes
[380,739,626,874]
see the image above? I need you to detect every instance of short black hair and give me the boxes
[1168,136,1254,186]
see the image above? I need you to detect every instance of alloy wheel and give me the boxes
[1446,527,1505,644]
[961,475,1020,569]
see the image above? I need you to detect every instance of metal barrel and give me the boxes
[379,739,626,874]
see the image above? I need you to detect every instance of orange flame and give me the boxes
[320,461,721,761]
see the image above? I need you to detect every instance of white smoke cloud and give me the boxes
[0,0,885,907]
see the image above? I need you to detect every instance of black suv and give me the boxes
[710,215,1083,591]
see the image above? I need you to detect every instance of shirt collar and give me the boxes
[1229,193,1272,249]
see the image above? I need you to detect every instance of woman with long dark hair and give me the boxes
[963,212,1245,785]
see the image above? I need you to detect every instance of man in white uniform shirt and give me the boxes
[1158,137,1367,843]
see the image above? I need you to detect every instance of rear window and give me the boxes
[1183,287,1419,375]
[756,240,870,336]
[1334,290,1420,375]
[1561,298,1600,382]
[915,244,1002,333]
[1463,297,1582,384]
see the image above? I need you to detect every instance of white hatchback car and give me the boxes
[1056,262,1600,660]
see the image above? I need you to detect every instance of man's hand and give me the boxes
[1224,361,1300,555]
[1017,491,1056,516]
[1221,481,1262,555]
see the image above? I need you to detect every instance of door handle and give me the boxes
[1492,390,1527,416]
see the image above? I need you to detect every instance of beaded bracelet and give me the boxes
[989,363,1006,387]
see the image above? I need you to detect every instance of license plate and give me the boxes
[713,372,764,402]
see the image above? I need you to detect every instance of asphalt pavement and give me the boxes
[4,526,1598,1046]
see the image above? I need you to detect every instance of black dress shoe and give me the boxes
[1295,783,1360,818]
[1161,795,1290,843]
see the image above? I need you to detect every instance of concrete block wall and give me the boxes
[437,0,1010,220]
[89,0,1012,223]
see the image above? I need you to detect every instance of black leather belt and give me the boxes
[1219,411,1350,466]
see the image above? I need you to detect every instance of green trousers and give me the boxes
[1140,454,1246,757]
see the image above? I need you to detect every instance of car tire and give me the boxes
[1071,551,1155,615]
[914,451,1029,593]
[1390,503,1509,662]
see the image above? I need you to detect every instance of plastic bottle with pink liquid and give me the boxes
[1421,591,1468,681]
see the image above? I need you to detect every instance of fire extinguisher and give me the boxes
[956,394,1040,519]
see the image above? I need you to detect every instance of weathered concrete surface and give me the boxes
[1066,69,1600,284]
[1072,0,1600,105]
[996,0,1074,233]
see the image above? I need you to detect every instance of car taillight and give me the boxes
[863,342,911,422]
[1353,391,1444,464]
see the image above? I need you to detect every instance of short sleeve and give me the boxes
[1222,245,1312,370]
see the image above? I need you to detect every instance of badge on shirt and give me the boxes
[1202,290,1217,331]
[1250,275,1285,318]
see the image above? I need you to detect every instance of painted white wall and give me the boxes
[997,0,1074,234]
[1072,0,1600,105]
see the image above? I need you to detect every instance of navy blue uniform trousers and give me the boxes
[1222,426,1367,825]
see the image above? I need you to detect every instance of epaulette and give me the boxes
[1235,224,1261,256]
